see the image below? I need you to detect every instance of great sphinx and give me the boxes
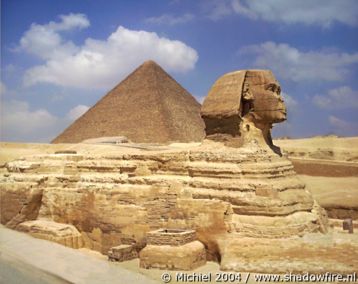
[4,68,353,274]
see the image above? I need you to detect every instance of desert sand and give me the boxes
[0,225,158,284]
[3,224,356,284]
[275,136,358,162]
[275,136,358,220]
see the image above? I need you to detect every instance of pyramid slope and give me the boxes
[52,61,205,143]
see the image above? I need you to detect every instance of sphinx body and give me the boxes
[2,69,354,274]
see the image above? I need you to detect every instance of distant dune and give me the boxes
[274,136,358,220]
[2,136,357,165]
[274,136,358,162]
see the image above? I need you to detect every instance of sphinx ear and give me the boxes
[241,82,254,117]
[242,82,253,101]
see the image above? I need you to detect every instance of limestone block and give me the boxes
[108,244,138,262]
[140,241,206,270]
[17,220,83,249]
[218,234,358,273]
[146,229,196,246]
[0,180,43,228]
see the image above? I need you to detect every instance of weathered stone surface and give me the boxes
[108,244,138,262]
[0,143,325,256]
[140,240,206,270]
[201,70,286,152]
[17,220,83,249]
[218,233,358,273]
[146,229,196,246]
[0,175,44,229]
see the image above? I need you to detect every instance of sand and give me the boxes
[274,136,358,162]
[300,175,358,208]
[5,225,354,284]
[0,225,158,284]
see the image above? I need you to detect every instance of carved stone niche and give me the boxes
[139,229,206,270]
[201,70,286,153]
[343,218,354,234]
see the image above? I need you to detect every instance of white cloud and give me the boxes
[240,42,358,82]
[0,82,6,95]
[232,0,358,27]
[67,104,89,120]
[204,1,233,20]
[19,13,89,60]
[48,13,90,31]
[145,13,194,25]
[0,100,90,142]
[282,92,298,109]
[313,86,358,109]
[329,115,357,135]
[0,100,59,141]
[20,14,198,89]
[329,115,349,129]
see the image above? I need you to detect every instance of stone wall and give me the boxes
[146,229,196,246]
[108,244,138,262]
[140,241,206,270]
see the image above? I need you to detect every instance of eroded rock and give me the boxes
[17,220,83,248]
[201,70,286,153]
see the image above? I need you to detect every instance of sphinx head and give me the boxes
[244,70,286,124]
[201,69,287,150]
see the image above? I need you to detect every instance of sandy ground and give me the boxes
[274,136,358,162]
[0,225,260,284]
[1,136,357,163]
[0,225,159,284]
[0,141,201,165]
[299,175,358,209]
[3,225,355,284]
[290,158,358,177]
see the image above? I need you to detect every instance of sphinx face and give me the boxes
[245,70,287,124]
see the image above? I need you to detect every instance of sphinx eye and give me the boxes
[277,86,281,95]
[266,84,276,92]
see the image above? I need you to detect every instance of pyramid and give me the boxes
[52,60,205,143]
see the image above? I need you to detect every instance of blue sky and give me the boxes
[1,0,358,142]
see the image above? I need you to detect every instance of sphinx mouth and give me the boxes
[277,109,287,115]
[254,109,287,116]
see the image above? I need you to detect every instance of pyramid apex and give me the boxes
[142,59,159,67]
